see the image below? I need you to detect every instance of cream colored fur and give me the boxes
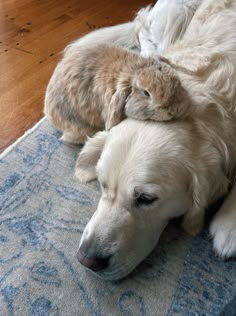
[137,0,203,56]
[74,0,236,280]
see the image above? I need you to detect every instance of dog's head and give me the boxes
[75,119,211,280]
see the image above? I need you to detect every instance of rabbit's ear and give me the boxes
[105,86,131,130]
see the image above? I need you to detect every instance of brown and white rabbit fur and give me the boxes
[44,44,190,144]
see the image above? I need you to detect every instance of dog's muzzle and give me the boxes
[77,240,111,272]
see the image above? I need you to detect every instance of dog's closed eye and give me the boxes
[134,187,158,206]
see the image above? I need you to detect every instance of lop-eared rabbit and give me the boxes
[44,44,190,144]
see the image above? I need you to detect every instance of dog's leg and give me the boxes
[210,183,236,258]
[75,131,108,182]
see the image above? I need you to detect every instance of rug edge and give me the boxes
[0,117,46,159]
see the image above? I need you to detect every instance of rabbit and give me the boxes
[44,44,190,144]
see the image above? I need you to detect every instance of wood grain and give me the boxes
[0,0,153,152]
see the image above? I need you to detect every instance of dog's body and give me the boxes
[73,0,236,280]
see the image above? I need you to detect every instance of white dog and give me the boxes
[74,0,236,280]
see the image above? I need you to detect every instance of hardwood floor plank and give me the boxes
[0,0,153,152]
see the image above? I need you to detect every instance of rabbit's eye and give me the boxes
[142,89,150,97]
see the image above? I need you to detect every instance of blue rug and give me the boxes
[0,119,235,316]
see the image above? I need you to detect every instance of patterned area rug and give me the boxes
[0,118,235,316]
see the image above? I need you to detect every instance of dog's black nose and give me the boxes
[77,242,110,272]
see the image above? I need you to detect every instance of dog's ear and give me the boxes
[105,82,131,131]
[182,172,207,236]
[75,131,108,182]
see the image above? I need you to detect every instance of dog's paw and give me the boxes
[74,166,97,183]
[210,220,236,258]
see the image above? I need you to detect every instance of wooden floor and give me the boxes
[0,0,152,152]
